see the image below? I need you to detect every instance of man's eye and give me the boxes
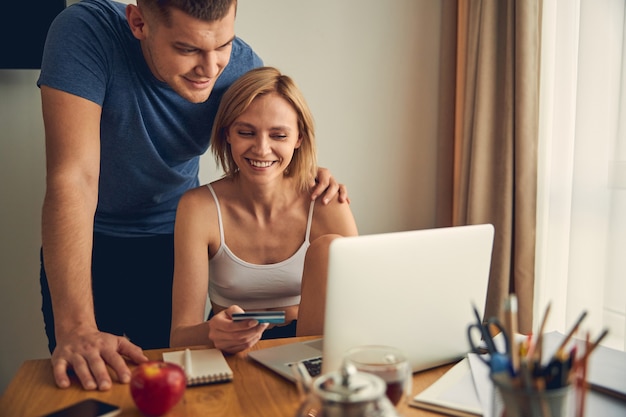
[218,41,233,51]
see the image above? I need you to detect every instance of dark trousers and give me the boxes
[40,233,174,353]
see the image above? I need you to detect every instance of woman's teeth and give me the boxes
[249,160,274,168]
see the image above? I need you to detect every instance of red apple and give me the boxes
[130,361,186,416]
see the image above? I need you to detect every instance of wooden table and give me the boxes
[0,336,454,417]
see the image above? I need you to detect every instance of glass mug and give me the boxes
[342,345,412,406]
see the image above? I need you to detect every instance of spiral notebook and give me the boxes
[162,348,233,386]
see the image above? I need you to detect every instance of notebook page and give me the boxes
[163,348,233,386]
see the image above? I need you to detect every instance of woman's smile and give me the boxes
[247,158,277,168]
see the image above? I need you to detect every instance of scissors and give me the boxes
[467,305,513,375]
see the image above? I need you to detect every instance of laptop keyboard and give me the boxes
[291,357,323,377]
[303,357,323,377]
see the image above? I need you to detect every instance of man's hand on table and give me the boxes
[52,328,148,390]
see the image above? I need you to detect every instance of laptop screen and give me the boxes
[321,224,494,373]
[247,224,495,381]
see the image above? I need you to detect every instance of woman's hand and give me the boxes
[207,305,269,353]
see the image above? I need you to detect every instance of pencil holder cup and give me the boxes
[492,379,572,417]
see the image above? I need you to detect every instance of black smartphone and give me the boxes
[43,399,120,417]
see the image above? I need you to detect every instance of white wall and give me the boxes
[0,70,49,393]
[200,1,444,233]
[0,0,444,393]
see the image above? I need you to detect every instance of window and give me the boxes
[536,0,625,350]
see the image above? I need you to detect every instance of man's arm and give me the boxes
[40,86,147,391]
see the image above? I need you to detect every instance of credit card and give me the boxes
[231,311,286,324]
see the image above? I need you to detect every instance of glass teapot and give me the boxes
[293,361,401,417]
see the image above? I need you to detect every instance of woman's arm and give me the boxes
[170,188,214,347]
[297,195,359,336]
[309,194,359,241]
[170,187,269,352]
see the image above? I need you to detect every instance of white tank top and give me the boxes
[207,184,315,309]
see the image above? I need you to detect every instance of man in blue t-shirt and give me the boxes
[37,0,346,391]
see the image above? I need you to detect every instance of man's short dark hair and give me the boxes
[138,0,237,25]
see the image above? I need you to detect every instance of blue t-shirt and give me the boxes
[37,0,263,236]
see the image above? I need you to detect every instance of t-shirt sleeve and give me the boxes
[37,3,110,105]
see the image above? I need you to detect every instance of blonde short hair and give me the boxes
[211,67,317,192]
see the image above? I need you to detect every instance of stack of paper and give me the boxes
[410,331,626,416]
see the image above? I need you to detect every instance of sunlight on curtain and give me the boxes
[536,0,625,350]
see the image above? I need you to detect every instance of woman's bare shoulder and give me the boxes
[311,195,358,238]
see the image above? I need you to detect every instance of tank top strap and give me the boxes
[206,184,225,243]
[305,200,315,243]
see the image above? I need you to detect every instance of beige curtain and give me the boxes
[446,0,542,332]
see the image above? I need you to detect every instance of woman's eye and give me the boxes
[272,135,288,140]
[237,131,254,136]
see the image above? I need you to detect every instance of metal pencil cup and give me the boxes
[492,379,572,417]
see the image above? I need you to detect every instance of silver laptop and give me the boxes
[248,224,495,382]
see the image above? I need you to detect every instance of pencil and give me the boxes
[504,294,520,373]
[585,327,609,357]
[576,332,591,417]
[184,348,193,380]
[572,328,609,373]
[527,302,551,364]
[555,310,588,355]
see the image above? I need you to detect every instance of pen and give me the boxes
[519,357,533,390]
[527,302,551,365]
[576,331,591,417]
[471,304,494,353]
[184,348,193,379]
[584,327,609,357]
[519,333,532,357]
[544,308,588,390]
[572,327,609,374]
[504,294,520,373]
[554,310,588,357]
[544,351,570,389]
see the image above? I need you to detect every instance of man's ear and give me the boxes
[126,4,148,40]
